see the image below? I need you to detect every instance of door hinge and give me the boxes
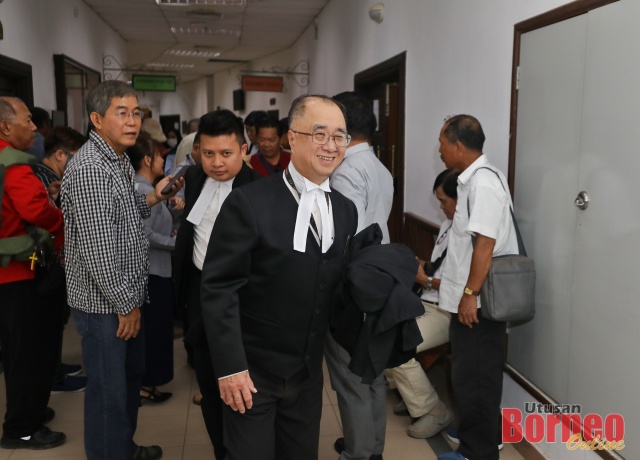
[385,84,390,117]
[516,66,521,90]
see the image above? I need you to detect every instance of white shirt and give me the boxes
[330,142,394,243]
[191,177,235,270]
[421,219,452,304]
[283,161,335,252]
[438,155,519,313]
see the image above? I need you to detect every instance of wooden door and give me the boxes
[355,53,405,243]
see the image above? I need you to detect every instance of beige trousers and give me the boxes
[386,301,451,418]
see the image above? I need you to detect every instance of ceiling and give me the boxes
[82,0,330,83]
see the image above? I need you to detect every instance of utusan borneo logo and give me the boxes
[502,403,625,452]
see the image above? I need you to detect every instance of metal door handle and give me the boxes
[574,191,589,210]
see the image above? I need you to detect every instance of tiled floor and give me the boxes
[0,324,526,459]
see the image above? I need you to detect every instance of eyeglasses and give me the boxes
[290,129,351,147]
[114,110,143,120]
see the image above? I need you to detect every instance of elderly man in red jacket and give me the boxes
[0,97,66,450]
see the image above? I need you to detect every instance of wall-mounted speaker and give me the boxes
[233,89,245,111]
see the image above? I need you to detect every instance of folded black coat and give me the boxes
[329,223,424,384]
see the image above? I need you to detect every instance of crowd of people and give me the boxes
[0,80,516,460]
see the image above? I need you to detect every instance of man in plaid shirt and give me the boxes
[61,81,182,460]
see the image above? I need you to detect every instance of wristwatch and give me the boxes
[463,287,480,296]
[426,276,433,290]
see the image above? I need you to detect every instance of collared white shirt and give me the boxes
[438,155,519,313]
[330,142,394,244]
[191,177,235,270]
[283,161,335,251]
[421,219,452,304]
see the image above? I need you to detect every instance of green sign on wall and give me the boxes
[132,75,176,92]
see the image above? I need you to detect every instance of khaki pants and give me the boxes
[385,301,450,418]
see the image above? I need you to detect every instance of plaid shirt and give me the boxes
[61,131,151,315]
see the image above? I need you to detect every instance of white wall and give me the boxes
[212,46,311,120]
[210,0,577,224]
[0,0,127,111]
[138,77,211,131]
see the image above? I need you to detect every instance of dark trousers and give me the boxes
[142,275,174,387]
[450,310,506,460]
[0,279,62,438]
[193,345,226,460]
[186,266,226,459]
[223,366,323,460]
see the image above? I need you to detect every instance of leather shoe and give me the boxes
[44,407,55,424]
[0,427,66,450]
[132,444,163,459]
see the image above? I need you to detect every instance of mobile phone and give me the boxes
[161,165,189,195]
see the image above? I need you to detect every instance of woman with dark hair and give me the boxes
[130,132,184,404]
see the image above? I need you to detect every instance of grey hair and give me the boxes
[288,94,346,129]
[0,97,19,123]
[86,80,138,117]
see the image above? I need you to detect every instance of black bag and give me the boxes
[36,261,66,296]
[469,168,536,322]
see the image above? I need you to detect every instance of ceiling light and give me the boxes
[165,49,221,58]
[186,9,224,18]
[147,62,195,68]
[156,0,246,6]
[171,26,240,36]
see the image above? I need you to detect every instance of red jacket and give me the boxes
[0,140,64,284]
[249,149,291,176]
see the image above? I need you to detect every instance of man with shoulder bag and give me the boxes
[435,115,520,460]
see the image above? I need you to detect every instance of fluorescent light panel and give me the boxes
[156,0,246,6]
[165,49,221,58]
[147,62,195,68]
[170,26,240,36]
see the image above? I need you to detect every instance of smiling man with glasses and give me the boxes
[200,94,358,460]
[61,80,184,460]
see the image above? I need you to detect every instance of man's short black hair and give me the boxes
[279,117,289,134]
[30,107,51,129]
[442,114,485,152]
[256,116,282,137]
[432,168,459,199]
[244,110,268,127]
[44,126,87,158]
[332,91,376,141]
[196,109,247,145]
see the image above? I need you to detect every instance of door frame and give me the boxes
[54,54,101,130]
[0,54,33,107]
[354,52,406,242]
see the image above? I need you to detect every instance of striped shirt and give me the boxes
[61,130,151,315]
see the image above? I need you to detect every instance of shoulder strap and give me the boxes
[0,147,37,229]
[467,166,527,257]
[0,147,37,168]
